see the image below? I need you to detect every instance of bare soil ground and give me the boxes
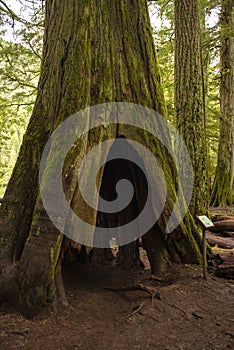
[0,262,233,350]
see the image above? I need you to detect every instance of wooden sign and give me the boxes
[197,215,214,229]
[196,215,214,279]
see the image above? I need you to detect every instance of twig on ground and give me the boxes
[166,303,189,320]
[145,313,160,322]
[127,301,145,319]
[6,329,29,336]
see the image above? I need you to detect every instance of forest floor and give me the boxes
[0,207,234,350]
[0,261,233,350]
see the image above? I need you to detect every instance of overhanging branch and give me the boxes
[0,0,44,28]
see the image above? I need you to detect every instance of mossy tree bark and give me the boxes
[0,0,203,317]
[174,0,208,216]
[210,0,234,206]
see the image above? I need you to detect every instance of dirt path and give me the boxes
[0,264,233,350]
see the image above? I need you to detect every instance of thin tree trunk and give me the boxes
[210,0,234,206]
[174,0,208,216]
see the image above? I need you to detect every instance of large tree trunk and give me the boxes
[174,0,208,216]
[0,0,203,317]
[210,0,234,206]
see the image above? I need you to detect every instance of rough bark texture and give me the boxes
[209,219,234,233]
[174,0,208,216]
[0,0,203,317]
[210,0,234,206]
[212,251,234,279]
[206,232,234,249]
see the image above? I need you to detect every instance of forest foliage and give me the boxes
[0,0,43,195]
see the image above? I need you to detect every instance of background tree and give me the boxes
[150,0,222,193]
[174,0,208,215]
[210,0,234,206]
[200,0,221,190]
[0,0,203,317]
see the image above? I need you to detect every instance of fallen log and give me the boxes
[212,251,234,279]
[206,232,234,249]
[209,206,234,215]
[221,231,234,237]
[213,215,234,222]
[209,220,234,233]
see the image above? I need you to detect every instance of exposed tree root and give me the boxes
[105,283,161,300]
